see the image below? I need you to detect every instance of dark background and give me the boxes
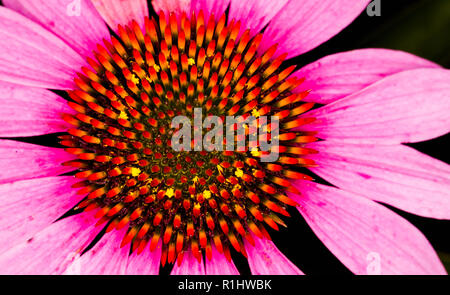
[0,0,448,275]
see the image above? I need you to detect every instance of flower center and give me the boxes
[61,10,318,266]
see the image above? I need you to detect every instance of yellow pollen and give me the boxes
[251,148,260,157]
[203,190,211,199]
[118,111,128,120]
[188,58,195,66]
[152,64,161,72]
[166,188,174,198]
[130,167,141,177]
[131,74,140,85]
[234,168,244,178]
[251,109,260,118]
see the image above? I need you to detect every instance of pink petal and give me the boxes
[298,68,450,144]
[289,181,446,274]
[304,141,450,219]
[294,49,440,104]
[171,250,205,275]
[126,241,161,275]
[244,234,303,275]
[0,81,74,136]
[0,7,85,89]
[3,0,110,59]
[90,0,148,32]
[228,0,289,37]
[0,140,75,185]
[153,0,229,21]
[0,176,81,253]
[259,0,371,58]
[152,0,194,16]
[0,211,103,275]
[69,228,129,275]
[205,244,239,275]
[190,0,230,21]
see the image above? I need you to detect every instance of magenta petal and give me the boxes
[171,250,206,275]
[0,176,82,253]
[289,181,446,275]
[228,0,289,38]
[0,140,75,185]
[299,68,450,144]
[0,211,103,275]
[69,228,129,275]
[3,0,110,59]
[304,141,450,219]
[205,244,239,275]
[244,235,303,275]
[0,81,74,136]
[294,49,440,104]
[259,0,371,59]
[126,241,161,275]
[0,7,85,89]
[90,0,148,32]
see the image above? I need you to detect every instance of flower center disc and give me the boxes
[61,10,318,266]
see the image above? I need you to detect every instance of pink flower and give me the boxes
[0,0,448,275]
